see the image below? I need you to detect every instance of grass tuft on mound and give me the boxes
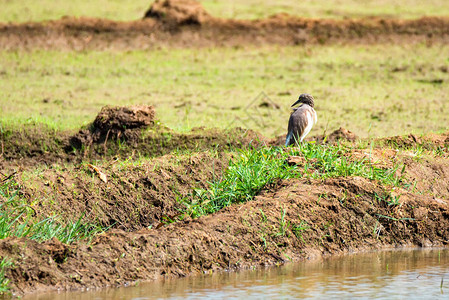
[184,143,405,217]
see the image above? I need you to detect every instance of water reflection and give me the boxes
[25,248,449,299]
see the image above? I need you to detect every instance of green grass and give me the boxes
[0,177,107,244]
[0,257,13,295]
[1,0,448,23]
[183,143,405,217]
[1,44,448,138]
[201,0,449,20]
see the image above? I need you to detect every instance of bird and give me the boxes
[285,93,317,146]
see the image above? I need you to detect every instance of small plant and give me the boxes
[373,192,400,207]
[292,220,310,241]
[0,258,13,295]
[275,208,290,237]
[259,209,268,223]
[183,146,298,216]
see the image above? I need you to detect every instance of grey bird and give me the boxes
[285,93,317,146]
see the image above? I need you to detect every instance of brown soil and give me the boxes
[69,105,156,149]
[17,152,231,231]
[144,0,211,25]
[1,11,449,50]
[3,173,449,296]
[380,132,449,152]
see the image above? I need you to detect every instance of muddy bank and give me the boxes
[0,105,265,170]
[2,172,449,296]
[1,14,449,50]
[17,151,231,231]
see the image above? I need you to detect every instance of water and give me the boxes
[25,248,449,299]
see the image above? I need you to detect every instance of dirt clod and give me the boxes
[286,155,306,166]
[312,127,358,143]
[94,105,155,133]
[69,105,155,148]
[144,0,211,25]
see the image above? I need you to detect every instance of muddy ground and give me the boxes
[1,4,449,50]
[1,104,449,296]
[3,163,449,296]
[0,105,264,171]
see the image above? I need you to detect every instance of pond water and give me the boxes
[25,248,449,299]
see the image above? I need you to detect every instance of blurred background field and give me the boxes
[1,0,449,22]
[0,0,448,139]
[1,44,448,138]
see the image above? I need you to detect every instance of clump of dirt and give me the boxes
[144,0,211,25]
[94,105,155,134]
[270,127,358,146]
[69,105,155,149]
[311,127,358,143]
[3,176,449,296]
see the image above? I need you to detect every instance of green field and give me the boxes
[1,44,448,138]
[1,0,449,23]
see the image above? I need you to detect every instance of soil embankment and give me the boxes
[0,105,265,170]
[3,170,449,295]
[1,105,449,296]
[1,0,449,50]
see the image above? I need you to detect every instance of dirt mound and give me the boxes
[4,176,449,296]
[1,105,267,170]
[144,0,211,25]
[3,129,449,296]
[94,105,155,134]
[17,152,230,231]
[380,132,449,151]
[1,16,449,50]
[309,127,358,144]
[270,127,358,146]
[69,105,155,149]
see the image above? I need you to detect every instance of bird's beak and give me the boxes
[291,99,302,107]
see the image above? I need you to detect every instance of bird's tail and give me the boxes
[285,132,293,146]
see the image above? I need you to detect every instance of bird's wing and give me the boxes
[287,105,309,145]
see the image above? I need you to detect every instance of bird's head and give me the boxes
[291,93,315,108]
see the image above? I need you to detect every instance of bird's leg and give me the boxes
[293,135,301,148]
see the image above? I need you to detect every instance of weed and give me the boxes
[259,209,268,223]
[292,220,310,241]
[0,258,13,295]
[275,208,290,237]
[374,192,401,206]
[259,233,268,250]
[185,146,297,216]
